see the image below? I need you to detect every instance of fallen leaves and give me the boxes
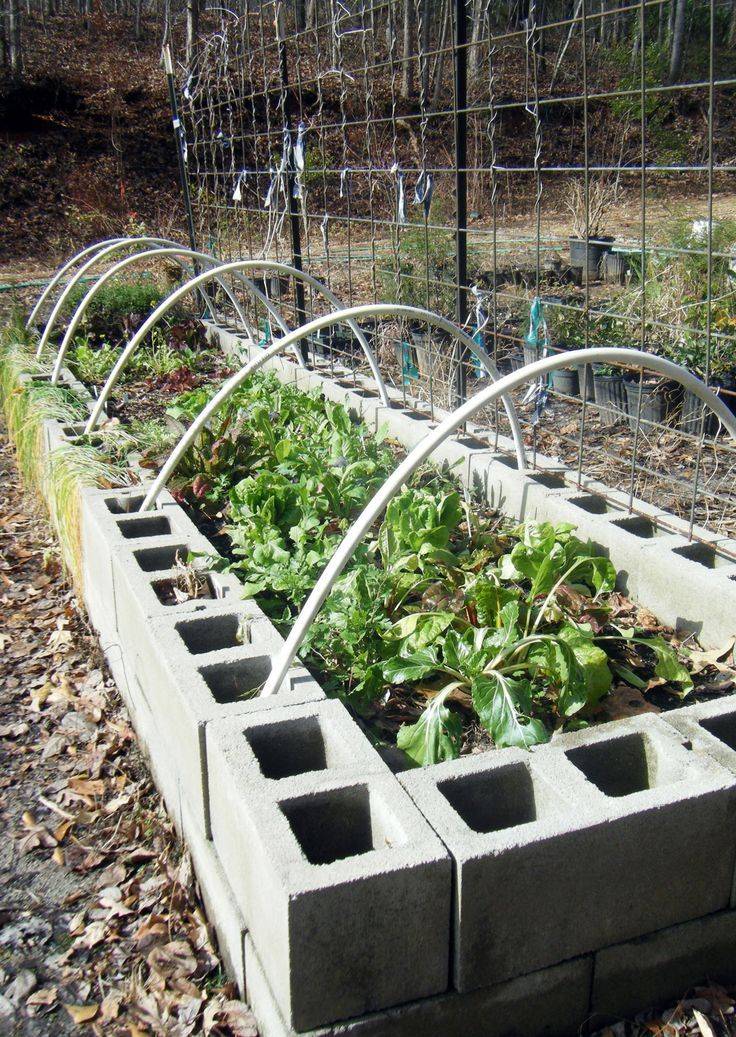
[64,1002,98,1024]
[0,431,255,1036]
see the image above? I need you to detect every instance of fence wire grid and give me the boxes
[171,0,736,549]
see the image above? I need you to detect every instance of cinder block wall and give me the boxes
[17,354,736,1037]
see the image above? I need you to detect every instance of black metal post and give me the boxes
[453,0,469,409]
[277,22,309,363]
[163,44,199,260]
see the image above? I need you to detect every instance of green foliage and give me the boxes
[66,277,167,342]
[67,336,121,385]
[34,357,694,768]
[0,332,129,582]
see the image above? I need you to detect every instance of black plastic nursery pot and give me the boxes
[623,378,676,433]
[680,373,736,438]
[550,367,580,397]
[497,347,525,375]
[579,363,596,401]
[569,236,614,280]
[523,343,543,368]
[547,343,578,396]
[603,251,629,285]
[410,325,432,378]
[592,365,628,426]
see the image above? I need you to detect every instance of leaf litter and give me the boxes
[0,426,256,1033]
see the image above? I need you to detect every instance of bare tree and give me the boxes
[401,0,414,99]
[668,0,687,83]
[8,0,22,72]
[186,0,198,65]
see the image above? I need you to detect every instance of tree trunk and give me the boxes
[8,0,22,73]
[306,0,316,30]
[134,0,141,38]
[668,0,687,83]
[431,0,450,105]
[401,0,414,99]
[657,0,667,45]
[186,0,199,66]
[419,0,431,101]
[468,0,485,82]
[295,0,305,32]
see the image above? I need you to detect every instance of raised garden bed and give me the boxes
[5,306,736,1037]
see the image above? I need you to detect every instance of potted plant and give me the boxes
[667,333,736,437]
[623,374,677,432]
[567,179,617,280]
[548,306,596,400]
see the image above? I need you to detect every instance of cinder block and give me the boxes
[402,715,736,992]
[245,933,592,1037]
[635,535,736,644]
[206,722,451,1032]
[534,716,736,957]
[591,908,736,1025]
[130,608,324,837]
[664,693,736,769]
[80,484,182,637]
[102,637,184,833]
[180,800,248,997]
[109,531,244,657]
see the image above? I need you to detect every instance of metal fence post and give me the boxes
[163,44,199,260]
[277,9,309,362]
[453,0,469,409]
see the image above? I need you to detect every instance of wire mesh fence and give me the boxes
[172,0,736,546]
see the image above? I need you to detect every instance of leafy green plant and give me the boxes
[68,335,121,385]
[66,278,168,343]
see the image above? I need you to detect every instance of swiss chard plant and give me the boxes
[98,369,696,767]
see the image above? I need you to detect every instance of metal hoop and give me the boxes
[84,266,415,433]
[34,237,201,358]
[136,301,527,512]
[27,238,127,330]
[48,247,293,385]
[260,347,736,697]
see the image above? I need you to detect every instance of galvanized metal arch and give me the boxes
[135,302,528,513]
[48,247,288,385]
[27,237,128,330]
[34,236,203,358]
[261,347,736,696]
[85,266,410,433]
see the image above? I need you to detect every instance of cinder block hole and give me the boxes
[493,454,519,470]
[404,410,432,422]
[281,785,404,865]
[672,542,734,570]
[117,514,171,538]
[152,574,215,606]
[199,656,271,702]
[105,494,146,514]
[700,713,736,752]
[133,544,189,572]
[528,472,566,489]
[565,732,684,797]
[570,495,613,515]
[438,763,539,833]
[611,516,658,539]
[244,715,349,779]
[175,613,243,654]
